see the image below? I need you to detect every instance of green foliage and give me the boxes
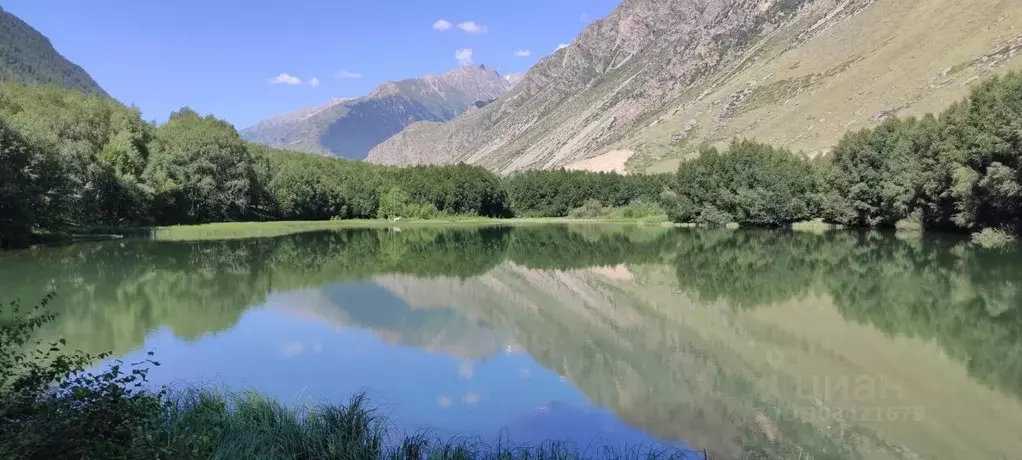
[824,73,1022,234]
[0,83,151,228]
[388,163,510,217]
[567,199,605,219]
[669,72,1022,237]
[0,119,40,248]
[0,83,688,248]
[1,294,167,459]
[503,169,672,218]
[825,117,932,227]
[971,228,1016,249]
[0,8,107,96]
[377,186,412,219]
[146,109,261,223]
[610,198,667,219]
[670,140,820,226]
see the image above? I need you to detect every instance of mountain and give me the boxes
[366,0,1022,174]
[503,73,526,87]
[0,7,107,96]
[241,65,512,159]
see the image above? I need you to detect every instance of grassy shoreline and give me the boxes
[144,217,667,242]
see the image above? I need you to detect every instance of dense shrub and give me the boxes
[668,72,1022,236]
[668,140,822,226]
[503,169,672,217]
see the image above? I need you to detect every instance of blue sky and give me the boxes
[4,0,619,129]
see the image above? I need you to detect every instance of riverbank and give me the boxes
[141,217,669,242]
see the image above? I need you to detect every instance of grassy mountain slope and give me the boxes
[366,0,1022,174]
[241,65,511,160]
[0,7,107,96]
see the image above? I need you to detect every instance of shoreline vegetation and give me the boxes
[0,74,1018,251]
[5,73,1022,250]
[146,217,671,242]
[0,296,701,459]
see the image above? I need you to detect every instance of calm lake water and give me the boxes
[2,225,1021,459]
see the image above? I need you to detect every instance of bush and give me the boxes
[377,186,411,220]
[615,198,667,219]
[971,228,1017,249]
[568,199,605,219]
[1,294,166,459]
[671,140,820,227]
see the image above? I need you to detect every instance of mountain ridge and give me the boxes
[241,65,511,159]
[0,6,107,96]
[366,0,1022,174]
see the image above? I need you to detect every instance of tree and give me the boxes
[146,109,259,223]
[377,186,411,219]
[671,140,818,226]
[0,119,39,248]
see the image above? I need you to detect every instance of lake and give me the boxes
[1,224,1020,459]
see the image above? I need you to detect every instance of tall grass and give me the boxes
[152,389,698,460]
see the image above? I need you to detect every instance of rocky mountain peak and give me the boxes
[242,65,514,159]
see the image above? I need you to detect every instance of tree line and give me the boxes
[0,82,670,248]
[664,72,1022,237]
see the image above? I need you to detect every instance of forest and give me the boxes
[664,72,1022,237]
[4,72,1022,249]
[0,83,668,248]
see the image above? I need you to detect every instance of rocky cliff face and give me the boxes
[367,0,1022,174]
[241,65,511,159]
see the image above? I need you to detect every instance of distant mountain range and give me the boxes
[366,0,1022,174]
[0,6,107,96]
[241,65,514,160]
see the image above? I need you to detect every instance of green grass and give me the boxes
[143,389,697,460]
[147,218,658,242]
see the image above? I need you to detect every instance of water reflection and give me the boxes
[1,225,1020,459]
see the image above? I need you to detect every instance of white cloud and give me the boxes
[268,73,302,85]
[457,21,487,34]
[514,49,531,57]
[580,13,590,23]
[437,395,453,408]
[455,48,473,66]
[433,19,453,31]
[308,77,320,88]
[556,43,570,51]
[334,70,363,79]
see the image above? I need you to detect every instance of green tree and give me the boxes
[0,119,39,248]
[377,186,411,219]
[145,108,259,223]
[671,140,818,226]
